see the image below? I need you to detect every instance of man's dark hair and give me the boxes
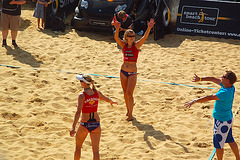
[117,11,126,19]
[226,71,237,84]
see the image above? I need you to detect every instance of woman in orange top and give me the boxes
[70,74,117,160]
[112,19,155,121]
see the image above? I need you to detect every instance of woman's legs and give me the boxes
[75,125,89,160]
[41,18,44,28]
[126,74,137,121]
[120,71,129,116]
[120,71,137,121]
[90,126,101,160]
[37,18,40,28]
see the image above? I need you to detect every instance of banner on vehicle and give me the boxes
[175,0,240,39]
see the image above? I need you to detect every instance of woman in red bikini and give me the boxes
[70,74,117,160]
[112,18,155,121]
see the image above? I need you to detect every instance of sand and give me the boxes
[1,2,240,160]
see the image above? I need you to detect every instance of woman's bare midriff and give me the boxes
[81,112,100,122]
[121,61,137,72]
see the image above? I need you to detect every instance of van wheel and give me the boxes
[162,5,170,28]
[52,0,58,15]
[154,2,170,40]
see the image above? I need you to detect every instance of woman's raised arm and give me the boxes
[112,20,125,48]
[135,19,155,49]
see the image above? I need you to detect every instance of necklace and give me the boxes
[84,87,91,92]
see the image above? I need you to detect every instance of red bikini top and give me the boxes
[82,91,99,113]
[122,43,139,62]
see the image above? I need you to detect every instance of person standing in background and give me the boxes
[33,0,51,29]
[1,0,26,48]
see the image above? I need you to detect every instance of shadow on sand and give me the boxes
[132,118,190,153]
[5,46,43,68]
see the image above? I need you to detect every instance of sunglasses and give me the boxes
[222,75,228,79]
[127,35,135,37]
[80,80,84,82]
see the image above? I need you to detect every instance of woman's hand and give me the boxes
[113,20,121,29]
[70,128,76,137]
[110,101,118,107]
[147,19,155,29]
[119,27,124,31]
[192,74,201,82]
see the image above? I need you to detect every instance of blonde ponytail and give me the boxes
[82,74,97,92]
[91,80,97,92]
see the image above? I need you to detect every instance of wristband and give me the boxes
[199,77,202,81]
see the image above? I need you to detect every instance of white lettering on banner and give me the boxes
[59,0,75,8]
[228,33,240,37]
[177,27,240,37]
[185,15,216,22]
[186,15,200,20]
[177,27,193,32]
[204,16,216,21]
[193,29,226,35]
[184,11,198,16]
[177,27,228,36]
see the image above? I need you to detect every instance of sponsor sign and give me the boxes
[175,0,240,39]
[180,6,219,26]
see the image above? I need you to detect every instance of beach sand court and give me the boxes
[1,2,240,160]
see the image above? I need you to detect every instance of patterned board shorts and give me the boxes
[213,118,234,149]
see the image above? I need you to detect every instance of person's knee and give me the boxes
[126,90,133,97]
[91,144,99,154]
[122,87,127,94]
[229,141,238,147]
[75,143,82,150]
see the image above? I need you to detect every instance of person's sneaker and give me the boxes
[12,42,19,48]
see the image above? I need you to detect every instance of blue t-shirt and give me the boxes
[213,83,235,121]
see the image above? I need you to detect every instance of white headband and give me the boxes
[76,75,91,84]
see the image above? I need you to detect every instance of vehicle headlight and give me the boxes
[80,0,88,9]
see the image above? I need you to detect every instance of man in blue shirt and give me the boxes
[185,71,240,160]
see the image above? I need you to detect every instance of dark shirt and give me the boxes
[2,0,21,15]
[113,13,133,30]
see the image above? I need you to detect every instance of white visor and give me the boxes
[76,75,91,84]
